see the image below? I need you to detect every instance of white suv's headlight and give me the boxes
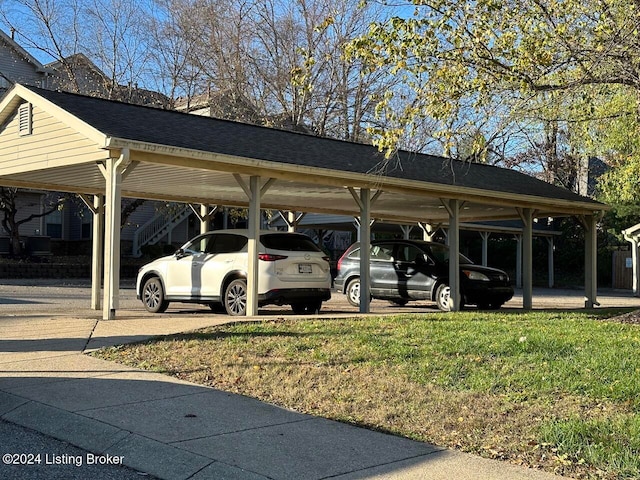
[463,270,490,281]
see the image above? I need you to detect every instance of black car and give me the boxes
[334,239,514,311]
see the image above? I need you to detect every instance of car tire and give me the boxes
[435,283,464,312]
[388,299,408,306]
[224,279,247,316]
[345,278,361,307]
[291,301,322,314]
[479,302,502,310]
[142,277,169,313]
[208,302,225,313]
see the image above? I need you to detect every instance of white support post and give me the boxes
[278,211,306,232]
[518,208,534,310]
[400,225,413,240]
[547,237,555,288]
[287,211,296,232]
[200,204,209,234]
[419,222,437,241]
[583,215,598,308]
[633,239,640,297]
[479,231,491,266]
[514,234,523,289]
[634,240,639,297]
[92,195,104,310]
[443,199,461,311]
[234,175,274,316]
[359,188,371,313]
[622,226,640,297]
[247,176,262,316]
[78,193,103,310]
[99,151,129,320]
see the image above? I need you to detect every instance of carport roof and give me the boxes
[0,84,606,223]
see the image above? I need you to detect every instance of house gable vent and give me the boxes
[18,103,32,136]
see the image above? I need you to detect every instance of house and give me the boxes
[0,30,183,256]
[47,53,171,109]
[0,29,53,93]
[0,29,57,252]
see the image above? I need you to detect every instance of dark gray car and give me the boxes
[334,239,514,311]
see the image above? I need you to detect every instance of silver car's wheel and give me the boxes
[346,278,360,307]
[142,277,169,313]
[435,283,451,312]
[224,279,247,316]
[435,283,464,311]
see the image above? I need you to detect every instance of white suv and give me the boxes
[136,230,331,315]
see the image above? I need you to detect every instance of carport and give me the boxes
[0,84,607,319]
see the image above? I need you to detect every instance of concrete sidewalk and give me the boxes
[0,308,580,479]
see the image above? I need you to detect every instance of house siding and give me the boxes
[0,191,45,238]
[0,38,46,88]
[0,104,107,175]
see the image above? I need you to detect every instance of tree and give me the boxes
[0,188,65,255]
[154,0,399,142]
[1,0,153,99]
[348,0,640,169]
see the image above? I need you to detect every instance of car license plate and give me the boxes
[298,264,312,274]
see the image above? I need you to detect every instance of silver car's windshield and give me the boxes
[429,243,473,264]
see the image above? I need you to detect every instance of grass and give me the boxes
[93,309,640,479]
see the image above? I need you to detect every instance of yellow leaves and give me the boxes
[314,15,334,33]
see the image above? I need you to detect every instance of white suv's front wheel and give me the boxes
[224,279,247,316]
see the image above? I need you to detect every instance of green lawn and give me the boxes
[94,309,640,479]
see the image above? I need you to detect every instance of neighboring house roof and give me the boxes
[46,53,171,108]
[0,29,51,74]
[0,84,606,228]
[46,52,109,78]
[175,89,314,133]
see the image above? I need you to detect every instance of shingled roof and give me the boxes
[26,86,602,207]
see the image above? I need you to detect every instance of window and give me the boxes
[208,234,247,254]
[18,103,32,136]
[371,244,394,261]
[184,234,210,254]
[46,209,62,239]
[396,245,423,263]
[260,233,321,252]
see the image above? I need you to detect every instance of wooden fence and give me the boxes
[612,251,633,289]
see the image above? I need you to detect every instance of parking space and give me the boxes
[0,279,638,321]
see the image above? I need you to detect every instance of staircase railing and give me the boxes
[132,206,191,257]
